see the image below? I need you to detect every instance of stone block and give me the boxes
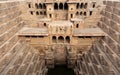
[100,10,105,15]
[104,17,110,25]
[113,8,120,16]
[113,1,120,9]
[112,14,120,24]
[103,1,107,5]
[105,6,113,13]
[0,3,7,9]
[107,1,113,7]
[110,20,119,33]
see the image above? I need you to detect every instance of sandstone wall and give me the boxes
[0,1,47,75]
[25,0,103,28]
[75,1,120,75]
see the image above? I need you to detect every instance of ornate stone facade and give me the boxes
[18,0,105,68]
[0,0,120,75]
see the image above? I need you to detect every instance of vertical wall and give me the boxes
[0,1,47,75]
[26,0,104,28]
[75,0,120,75]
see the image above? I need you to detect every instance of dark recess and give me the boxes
[47,65,75,75]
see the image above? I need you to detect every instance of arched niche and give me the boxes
[64,3,68,10]
[52,36,57,43]
[66,36,70,43]
[59,3,63,10]
[54,3,58,10]
[58,36,64,43]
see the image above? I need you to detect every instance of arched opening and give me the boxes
[90,11,93,16]
[52,36,57,43]
[66,36,70,43]
[49,14,52,18]
[76,3,79,9]
[43,23,47,26]
[30,11,33,15]
[64,3,68,10]
[80,12,82,15]
[54,3,58,10]
[76,12,79,15]
[84,3,87,8]
[43,3,46,9]
[44,11,46,15]
[39,3,42,9]
[40,11,43,15]
[71,14,73,18]
[35,3,39,9]
[28,4,31,8]
[59,3,63,10]
[80,3,84,8]
[84,12,86,16]
[76,24,79,28]
[58,36,64,43]
[36,11,39,15]
[93,3,95,8]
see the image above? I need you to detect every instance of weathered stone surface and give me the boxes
[113,8,120,16]
[113,1,120,8]
[0,1,47,75]
[75,0,120,75]
[0,0,120,75]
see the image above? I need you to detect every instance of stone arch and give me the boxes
[28,4,31,8]
[58,36,64,43]
[44,23,47,27]
[84,3,88,8]
[52,36,57,43]
[64,3,68,10]
[80,12,82,15]
[36,11,39,15]
[35,3,39,9]
[39,3,42,9]
[54,3,58,10]
[90,11,93,16]
[76,11,79,15]
[44,11,46,15]
[76,24,79,28]
[80,3,84,8]
[43,3,46,9]
[40,11,43,15]
[49,14,52,18]
[66,36,70,43]
[71,14,73,18]
[30,11,33,15]
[59,3,63,9]
[84,12,86,16]
[93,3,96,8]
[76,3,79,9]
